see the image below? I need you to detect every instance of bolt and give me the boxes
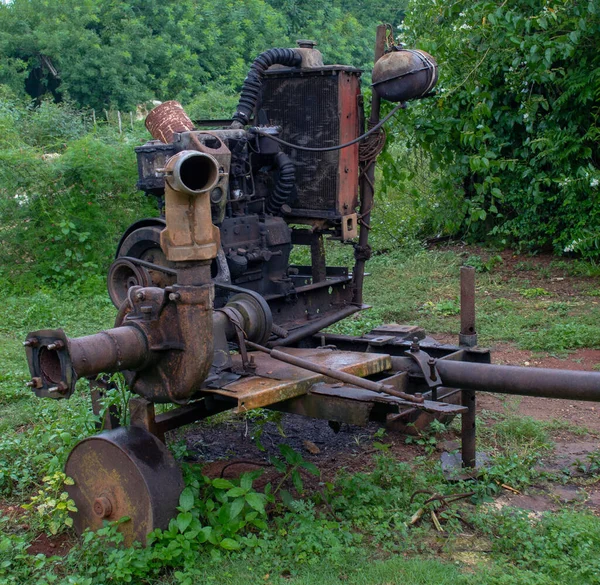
[246,354,257,373]
[410,337,420,352]
[26,377,42,389]
[93,495,113,518]
[136,291,145,301]
[428,357,437,381]
[48,382,68,394]
[169,292,180,302]
[47,340,64,351]
[23,337,39,348]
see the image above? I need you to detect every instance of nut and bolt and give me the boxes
[93,495,113,518]
[26,377,42,388]
[23,337,39,348]
[246,355,257,373]
[168,292,181,302]
[428,357,438,381]
[46,340,64,351]
[410,337,420,352]
[136,291,146,301]
[48,382,68,394]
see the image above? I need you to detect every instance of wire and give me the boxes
[252,102,405,153]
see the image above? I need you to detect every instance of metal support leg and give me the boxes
[461,389,476,468]
[459,266,478,347]
[130,396,164,442]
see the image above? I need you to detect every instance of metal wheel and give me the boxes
[65,426,184,546]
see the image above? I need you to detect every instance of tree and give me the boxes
[394,0,600,256]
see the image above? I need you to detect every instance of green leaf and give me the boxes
[280,489,294,508]
[176,511,192,533]
[240,473,253,491]
[300,461,319,476]
[270,456,287,473]
[212,478,234,490]
[179,487,194,512]
[219,538,241,551]
[245,492,265,515]
[278,444,301,464]
[291,469,303,493]
[226,487,246,498]
[229,497,245,520]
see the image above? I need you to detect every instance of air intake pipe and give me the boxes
[232,48,302,128]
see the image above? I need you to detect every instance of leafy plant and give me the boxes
[405,420,447,455]
[22,471,77,535]
[270,444,320,503]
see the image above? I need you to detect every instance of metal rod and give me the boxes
[461,389,476,468]
[246,341,424,403]
[352,24,387,305]
[436,360,600,401]
[459,266,477,347]
[269,305,361,347]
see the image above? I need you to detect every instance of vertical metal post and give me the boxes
[310,231,327,283]
[352,25,387,305]
[459,266,478,347]
[130,396,164,442]
[461,389,476,468]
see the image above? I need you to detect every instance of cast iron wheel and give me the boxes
[65,426,184,546]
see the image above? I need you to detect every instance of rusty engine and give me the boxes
[21,29,600,546]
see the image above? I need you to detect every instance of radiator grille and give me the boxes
[261,74,340,212]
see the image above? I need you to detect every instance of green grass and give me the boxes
[324,247,600,352]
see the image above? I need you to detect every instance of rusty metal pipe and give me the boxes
[68,327,148,378]
[436,361,600,401]
[269,304,361,347]
[247,341,424,403]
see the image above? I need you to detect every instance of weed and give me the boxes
[270,444,320,503]
[406,420,448,455]
[465,254,503,273]
[22,471,77,535]
[520,287,551,298]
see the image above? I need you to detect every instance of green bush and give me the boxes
[395,0,600,256]
[0,92,157,291]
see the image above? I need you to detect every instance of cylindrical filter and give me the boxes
[372,49,438,102]
[145,100,194,143]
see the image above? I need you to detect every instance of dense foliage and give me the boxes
[0,0,404,110]
[393,0,600,256]
[0,91,157,291]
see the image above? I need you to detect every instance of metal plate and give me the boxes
[206,347,391,411]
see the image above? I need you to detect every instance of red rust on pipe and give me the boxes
[145,101,194,143]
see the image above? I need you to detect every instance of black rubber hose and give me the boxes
[266,152,295,215]
[232,48,302,127]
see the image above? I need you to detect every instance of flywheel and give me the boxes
[65,426,184,546]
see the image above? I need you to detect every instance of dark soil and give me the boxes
[185,414,398,482]
[26,532,73,557]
